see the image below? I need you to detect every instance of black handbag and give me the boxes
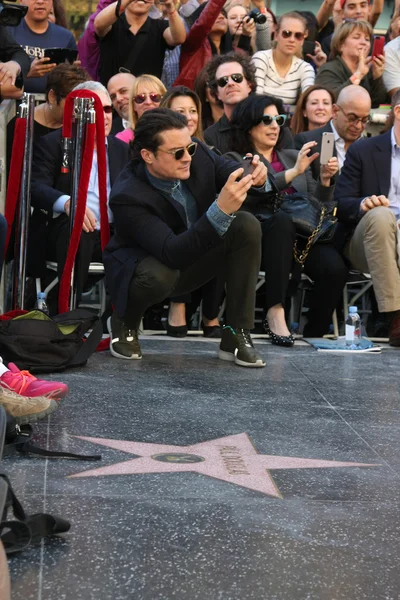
[260,189,337,265]
[0,308,102,373]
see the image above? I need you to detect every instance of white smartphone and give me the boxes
[320,132,335,165]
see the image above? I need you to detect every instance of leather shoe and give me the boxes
[389,314,400,346]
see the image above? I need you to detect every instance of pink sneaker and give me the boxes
[0,363,68,400]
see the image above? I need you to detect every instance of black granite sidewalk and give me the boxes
[4,338,400,600]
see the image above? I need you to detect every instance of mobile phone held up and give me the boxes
[241,155,254,178]
[320,132,335,165]
[302,40,316,60]
[372,35,385,59]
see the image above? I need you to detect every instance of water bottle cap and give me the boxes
[37,292,46,299]
[349,306,358,313]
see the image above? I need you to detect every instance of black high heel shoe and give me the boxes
[166,323,188,338]
[263,319,295,347]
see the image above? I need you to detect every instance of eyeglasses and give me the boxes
[216,73,244,88]
[134,93,162,104]
[157,141,198,160]
[103,105,113,114]
[337,105,371,125]
[261,114,287,127]
[281,30,305,41]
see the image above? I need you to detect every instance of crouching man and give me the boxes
[104,108,266,367]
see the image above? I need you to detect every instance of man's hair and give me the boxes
[130,108,188,161]
[391,88,400,109]
[331,19,372,57]
[230,94,286,155]
[207,52,256,101]
[276,11,308,33]
[340,0,371,8]
[45,64,91,104]
[73,81,111,102]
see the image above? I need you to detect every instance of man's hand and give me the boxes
[64,200,97,232]
[216,168,253,214]
[27,57,57,79]
[320,157,339,186]
[360,195,390,212]
[0,61,20,87]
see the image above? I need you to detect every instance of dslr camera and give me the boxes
[247,8,267,25]
[0,0,28,27]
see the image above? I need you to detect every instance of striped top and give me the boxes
[252,49,315,105]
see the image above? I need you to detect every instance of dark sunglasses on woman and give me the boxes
[261,114,287,127]
[216,73,244,88]
[281,30,305,41]
[157,142,198,161]
[134,93,162,104]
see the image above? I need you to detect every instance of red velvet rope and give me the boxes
[4,118,27,254]
[58,90,110,313]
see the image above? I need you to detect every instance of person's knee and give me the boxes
[234,211,262,240]
[136,261,179,297]
[363,206,396,234]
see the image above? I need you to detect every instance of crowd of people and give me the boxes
[0,0,398,423]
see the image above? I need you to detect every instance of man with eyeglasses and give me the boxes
[104,108,268,367]
[334,88,400,346]
[204,52,294,154]
[295,85,371,181]
[30,81,129,310]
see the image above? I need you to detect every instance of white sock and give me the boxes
[0,357,10,376]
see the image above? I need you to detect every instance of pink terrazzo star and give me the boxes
[69,433,378,498]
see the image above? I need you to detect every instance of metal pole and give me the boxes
[12,93,35,310]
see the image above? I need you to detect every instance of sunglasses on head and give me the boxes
[281,30,305,41]
[216,73,244,88]
[261,114,287,127]
[134,93,162,104]
[103,105,113,114]
[157,141,198,161]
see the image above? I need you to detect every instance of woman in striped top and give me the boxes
[252,11,316,106]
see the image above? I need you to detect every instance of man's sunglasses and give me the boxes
[216,73,244,88]
[281,30,305,41]
[134,93,162,104]
[261,114,287,127]
[157,142,198,161]
[103,105,113,114]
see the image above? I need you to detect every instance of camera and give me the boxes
[247,8,267,25]
[0,0,28,27]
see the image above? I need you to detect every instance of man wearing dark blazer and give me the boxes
[295,86,371,180]
[334,88,400,346]
[105,108,267,367]
[30,82,129,304]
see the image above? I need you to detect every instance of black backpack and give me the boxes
[0,308,103,373]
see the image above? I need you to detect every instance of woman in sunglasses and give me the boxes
[226,94,346,344]
[252,11,315,105]
[315,20,387,109]
[115,74,166,143]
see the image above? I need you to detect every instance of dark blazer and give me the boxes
[29,129,129,276]
[334,130,391,225]
[294,121,336,182]
[225,149,335,210]
[104,142,243,316]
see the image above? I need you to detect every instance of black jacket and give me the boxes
[0,26,30,89]
[29,129,129,275]
[104,141,242,316]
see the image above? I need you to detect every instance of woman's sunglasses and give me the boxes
[157,141,198,161]
[134,93,162,104]
[261,114,287,127]
[216,73,244,88]
[281,30,305,41]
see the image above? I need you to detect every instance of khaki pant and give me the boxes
[345,206,400,313]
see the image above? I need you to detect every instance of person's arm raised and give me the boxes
[94,0,133,38]
[163,0,187,46]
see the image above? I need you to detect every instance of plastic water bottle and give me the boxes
[345,306,361,347]
[35,292,49,314]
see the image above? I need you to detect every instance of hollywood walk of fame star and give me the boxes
[69,433,379,498]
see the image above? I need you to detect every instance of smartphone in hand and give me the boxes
[372,35,385,59]
[241,155,254,178]
[320,132,335,165]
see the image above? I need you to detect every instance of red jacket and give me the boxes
[173,0,227,90]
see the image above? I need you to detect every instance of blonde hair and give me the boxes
[128,74,167,129]
[331,19,373,58]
